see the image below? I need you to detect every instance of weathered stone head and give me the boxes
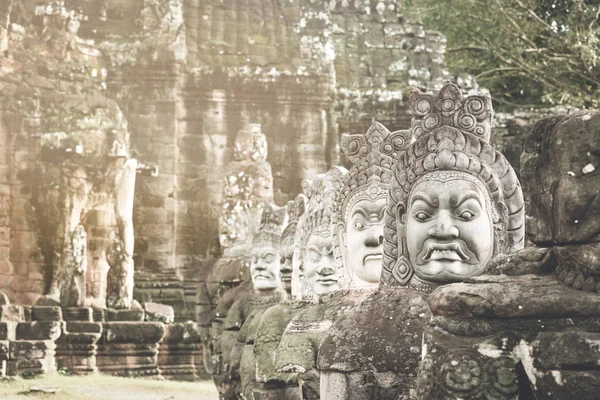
[219,124,274,251]
[251,204,287,291]
[280,194,307,295]
[299,167,347,298]
[234,123,268,162]
[334,122,410,288]
[381,84,525,289]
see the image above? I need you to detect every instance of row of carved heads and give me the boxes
[246,83,524,298]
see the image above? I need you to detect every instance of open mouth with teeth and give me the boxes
[254,275,273,280]
[280,275,292,282]
[423,243,469,262]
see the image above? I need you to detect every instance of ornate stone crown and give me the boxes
[336,122,411,225]
[381,83,525,288]
[281,194,307,249]
[409,83,493,142]
[299,166,347,247]
[253,203,287,249]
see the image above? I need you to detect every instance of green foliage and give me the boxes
[406,0,600,110]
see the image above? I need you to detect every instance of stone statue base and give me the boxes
[317,288,432,400]
[418,274,600,400]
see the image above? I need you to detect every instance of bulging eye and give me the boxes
[414,212,429,221]
[460,210,475,220]
[265,255,274,263]
[353,220,365,230]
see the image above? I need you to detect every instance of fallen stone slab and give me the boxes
[143,302,175,324]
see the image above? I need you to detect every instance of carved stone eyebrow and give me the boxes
[453,191,482,208]
[308,245,333,256]
[410,193,436,208]
[352,202,386,220]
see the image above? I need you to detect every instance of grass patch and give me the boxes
[0,374,218,400]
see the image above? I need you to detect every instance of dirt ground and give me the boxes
[0,375,219,400]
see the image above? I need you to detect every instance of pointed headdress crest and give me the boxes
[253,203,287,249]
[336,122,411,225]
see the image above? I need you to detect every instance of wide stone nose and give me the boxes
[317,266,335,276]
[428,212,459,239]
[280,262,293,273]
[364,226,383,247]
[254,259,267,270]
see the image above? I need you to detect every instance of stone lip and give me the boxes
[428,274,600,319]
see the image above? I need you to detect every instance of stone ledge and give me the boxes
[428,274,600,319]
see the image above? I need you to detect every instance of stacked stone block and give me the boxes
[95,315,165,378]
[55,307,101,375]
[158,322,204,381]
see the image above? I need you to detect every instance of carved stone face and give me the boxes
[406,173,494,282]
[338,198,386,287]
[66,18,80,35]
[279,244,294,293]
[252,175,273,199]
[304,233,340,295]
[250,245,282,290]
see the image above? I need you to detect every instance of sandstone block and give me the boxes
[16,322,62,341]
[65,322,102,335]
[533,331,600,370]
[62,307,94,322]
[9,340,55,360]
[143,302,174,324]
[104,308,145,322]
[521,111,600,245]
[31,306,62,322]
[0,305,25,322]
[428,274,600,319]
[102,322,165,344]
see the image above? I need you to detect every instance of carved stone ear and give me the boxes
[336,222,347,247]
[336,222,349,276]
[392,202,413,285]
